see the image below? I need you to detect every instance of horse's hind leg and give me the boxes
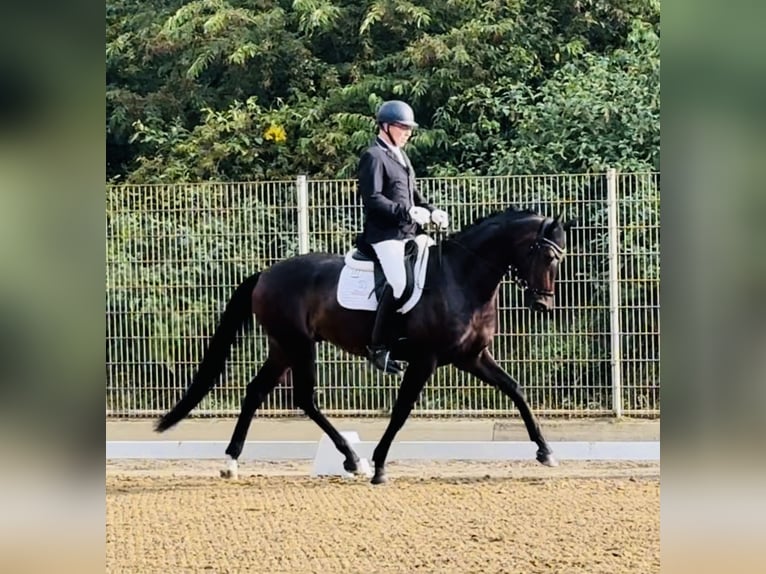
[221,356,286,478]
[459,349,558,467]
[291,348,362,474]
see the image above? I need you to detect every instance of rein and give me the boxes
[449,238,513,277]
[447,218,566,296]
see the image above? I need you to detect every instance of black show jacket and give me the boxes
[357,137,434,244]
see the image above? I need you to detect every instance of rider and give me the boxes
[357,100,449,375]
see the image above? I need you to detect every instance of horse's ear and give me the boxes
[562,218,577,232]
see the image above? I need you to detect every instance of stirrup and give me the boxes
[367,346,404,376]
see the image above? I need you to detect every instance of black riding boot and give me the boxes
[367,285,404,375]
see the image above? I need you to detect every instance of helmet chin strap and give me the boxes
[382,124,397,147]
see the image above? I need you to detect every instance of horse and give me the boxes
[155,207,575,484]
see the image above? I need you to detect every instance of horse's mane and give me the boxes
[447,206,540,241]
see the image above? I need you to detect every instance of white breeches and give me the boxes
[371,239,407,299]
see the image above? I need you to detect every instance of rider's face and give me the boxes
[387,123,413,147]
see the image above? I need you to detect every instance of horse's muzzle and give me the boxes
[525,290,553,313]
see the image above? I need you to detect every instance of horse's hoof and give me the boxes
[536,449,559,467]
[370,470,388,485]
[343,457,360,473]
[220,457,239,479]
[353,458,373,477]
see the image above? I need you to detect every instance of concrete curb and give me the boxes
[106,440,660,461]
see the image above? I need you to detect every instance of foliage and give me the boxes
[107,0,660,182]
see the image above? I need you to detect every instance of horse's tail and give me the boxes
[155,272,261,432]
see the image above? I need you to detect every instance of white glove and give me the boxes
[408,206,431,226]
[431,209,449,229]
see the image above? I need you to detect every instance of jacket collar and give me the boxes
[375,136,410,172]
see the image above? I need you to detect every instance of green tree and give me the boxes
[107,0,660,182]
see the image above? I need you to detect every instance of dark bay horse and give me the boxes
[156,207,575,484]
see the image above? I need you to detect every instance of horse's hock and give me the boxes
[106,460,659,573]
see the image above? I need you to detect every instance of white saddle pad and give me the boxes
[336,234,435,314]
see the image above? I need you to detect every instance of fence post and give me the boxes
[606,168,623,417]
[296,175,309,254]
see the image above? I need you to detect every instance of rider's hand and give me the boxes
[431,209,449,229]
[408,206,431,226]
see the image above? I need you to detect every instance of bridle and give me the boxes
[448,218,566,296]
[510,218,566,297]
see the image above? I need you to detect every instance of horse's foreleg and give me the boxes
[221,357,285,478]
[371,356,437,484]
[460,349,558,467]
[292,363,362,475]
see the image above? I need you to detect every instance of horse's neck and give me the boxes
[457,217,534,269]
[443,237,507,303]
[445,217,536,301]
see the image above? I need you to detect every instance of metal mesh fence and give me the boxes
[106,172,659,418]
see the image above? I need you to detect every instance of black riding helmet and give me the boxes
[376,100,418,128]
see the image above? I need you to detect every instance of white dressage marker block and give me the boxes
[311,431,372,478]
